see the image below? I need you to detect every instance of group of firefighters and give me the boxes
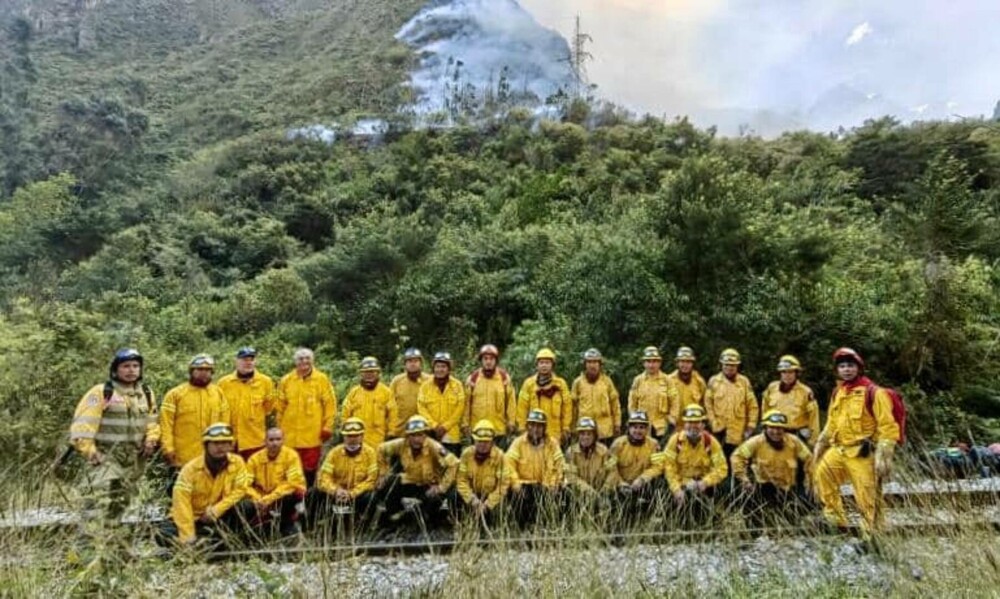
[68,343,900,547]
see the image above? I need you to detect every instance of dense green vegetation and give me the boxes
[0,0,999,462]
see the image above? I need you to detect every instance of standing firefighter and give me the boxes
[390,348,431,436]
[517,349,573,445]
[342,356,399,447]
[276,348,337,487]
[417,352,466,456]
[705,348,759,459]
[628,346,677,443]
[571,348,621,447]
[69,349,159,517]
[160,354,230,470]
[814,348,900,536]
[667,346,707,425]
[760,355,820,447]
[217,347,276,460]
[464,344,517,450]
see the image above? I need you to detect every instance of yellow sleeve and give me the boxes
[639,449,664,482]
[703,438,729,488]
[563,449,588,491]
[661,435,682,494]
[462,380,473,429]
[731,437,755,483]
[438,449,459,490]
[609,380,622,431]
[144,389,160,444]
[385,391,399,439]
[456,455,474,503]
[872,387,901,447]
[806,390,820,441]
[351,449,378,497]
[212,460,250,518]
[377,439,403,477]
[704,377,717,427]
[570,379,581,423]
[602,445,621,490]
[342,389,357,419]
[441,383,465,433]
[417,387,437,428]
[559,379,573,435]
[69,387,103,458]
[543,442,565,490]
[159,389,178,457]
[504,440,522,490]
[275,376,289,424]
[322,376,338,437]
[245,458,263,501]
[171,468,197,543]
[217,387,231,426]
[317,451,339,495]
[504,377,517,428]
[485,457,509,509]
[263,452,306,504]
[745,379,759,430]
[516,383,531,431]
[627,376,640,413]
[666,383,680,426]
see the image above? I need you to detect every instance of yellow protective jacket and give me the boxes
[463,368,516,434]
[246,445,306,504]
[70,382,159,459]
[606,436,662,487]
[628,371,677,433]
[571,373,621,439]
[342,382,399,447]
[417,376,466,444]
[761,380,820,444]
[820,378,900,455]
[217,371,276,452]
[564,442,614,492]
[456,446,509,508]
[662,431,729,494]
[276,369,337,449]
[505,433,564,491]
[389,372,432,435]
[732,433,812,491]
[170,454,250,543]
[160,382,230,467]
[377,438,459,488]
[318,444,379,497]
[705,373,759,445]
[666,370,707,424]
[516,374,573,439]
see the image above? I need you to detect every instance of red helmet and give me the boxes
[832,347,865,369]
[478,344,500,359]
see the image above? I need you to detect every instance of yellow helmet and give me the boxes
[526,409,548,424]
[202,422,235,443]
[776,355,801,372]
[681,404,708,422]
[471,420,496,442]
[675,346,696,362]
[359,356,381,372]
[761,410,790,429]
[575,417,598,432]
[535,348,556,362]
[719,348,741,365]
[404,415,430,435]
[641,346,663,361]
[341,417,366,434]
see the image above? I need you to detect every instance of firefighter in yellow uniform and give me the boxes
[418,352,466,456]
[516,349,573,445]
[69,349,159,517]
[666,346,707,425]
[606,411,662,521]
[311,418,379,530]
[732,410,813,528]
[705,348,759,459]
[564,417,615,499]
[463,344,517,450]
[390,348,431,435]
[160,423,252,548]
[663,405,729,525]
[245,427,306,536]
[342,357,399,447]
[456,420,510,523]
[761,355,820,446]
[160,354,230,469]
[217,347,276,460]
[377,416,459,526]
[814,348,900,536]
[628,346,677,443]
[276,348,338,486]
[506,409,565,526]
[571,348,621,446]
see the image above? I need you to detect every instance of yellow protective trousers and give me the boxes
[815,446,883,534]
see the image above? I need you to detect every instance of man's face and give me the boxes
[344,433,363,451]
[684,421,705,436]
[677,360,694,375]
[643,359,661,375]
[837,361,859,381]
[407,433,426,451]
[433,362,450,378]
[474,439,493,454]
[116,360,141,384]
[361,370,379,385]
[481,355,497,370]
[765,426,785,443]
[527,422,546,442]
[584,360,601,377]
[205,440,232,459]
[190,367,213,385]
[295,355,313,375]
[265,429,284,456]
[536,359,553,376]
[628,423,648,442]
[577,430,596,448]
[404,358,423,374]
[779,370,798,385]
[236,356,256,375]
[722,363,739,377]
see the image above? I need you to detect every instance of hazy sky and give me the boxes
[518,0,1000,129]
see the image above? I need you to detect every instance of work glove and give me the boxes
[875,443,895,479]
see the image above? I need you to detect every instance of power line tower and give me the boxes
[564,15,593,98]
